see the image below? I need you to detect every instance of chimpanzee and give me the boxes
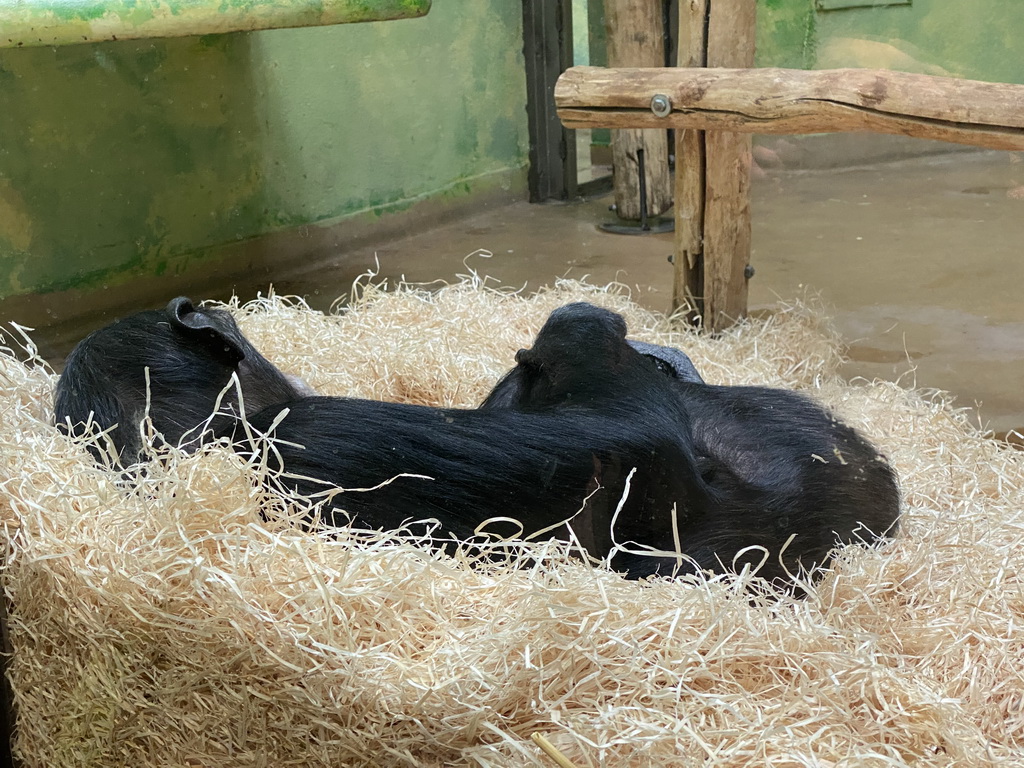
[227,305,714,563]
[54,297,311,467]
[481,303,901,590]
[54,297,714,573]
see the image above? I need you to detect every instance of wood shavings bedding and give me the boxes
[0,278,1019,766]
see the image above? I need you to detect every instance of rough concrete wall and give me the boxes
[0,3,528,299]
[756,0,1024,83]
[813,0,1024,83]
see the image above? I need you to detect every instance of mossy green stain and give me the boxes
[814,0,1024,83]
[756,0,817,69]
[0,35,265,293]
[50,0,108,22]
[755,0,1024,82]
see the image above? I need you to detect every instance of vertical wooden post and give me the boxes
[605,0,672,219]
[671,0,755,331]
[704,0,755,330]
[672,0,708,322]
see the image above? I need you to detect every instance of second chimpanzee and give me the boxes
[481,303,901,590]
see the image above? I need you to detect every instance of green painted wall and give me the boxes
[756,0,1024,83]
[813,1,1024,83]
[756,0,818,69]
[0,3,528,299]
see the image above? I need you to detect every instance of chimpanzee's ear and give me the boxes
[513,347,539,368]
[166,297,246,365]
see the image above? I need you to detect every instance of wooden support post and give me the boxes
[670,0,755,330]
[672,0,708,321]
[703,0,756,330]
[605,0,672,220]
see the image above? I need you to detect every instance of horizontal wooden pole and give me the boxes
[0,0,430,49]
[556,66,1024,151]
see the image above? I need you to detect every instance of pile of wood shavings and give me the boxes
[0,277,1021,767]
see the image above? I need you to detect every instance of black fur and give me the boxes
[231,396,707,565]
[229,304,713,564]
[56,296,897,589]
[54,297,305,466]
[481,303,901,589]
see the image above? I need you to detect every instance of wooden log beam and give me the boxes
[556,66,1024,151]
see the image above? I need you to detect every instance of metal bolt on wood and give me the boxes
[650,93,672,117]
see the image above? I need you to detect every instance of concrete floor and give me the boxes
[749,149,1024,437]
[33,149,1024,436]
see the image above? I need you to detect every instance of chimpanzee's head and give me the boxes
[55,297,308,467]
[480,303,704,410]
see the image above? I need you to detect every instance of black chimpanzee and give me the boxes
[54,297,311,467]
[54,297,713,572]
[226,305,714,563]
[481,303,901,590]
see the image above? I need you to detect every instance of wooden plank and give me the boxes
[604,0,671,220]
[671,0,708,320]
[702,0,755,330]
[555,65,1024,151]
[0,0,430,49]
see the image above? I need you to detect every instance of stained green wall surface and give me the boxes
[756,0,1024,82]
[756,0,819,70]
[0,2,528,299]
